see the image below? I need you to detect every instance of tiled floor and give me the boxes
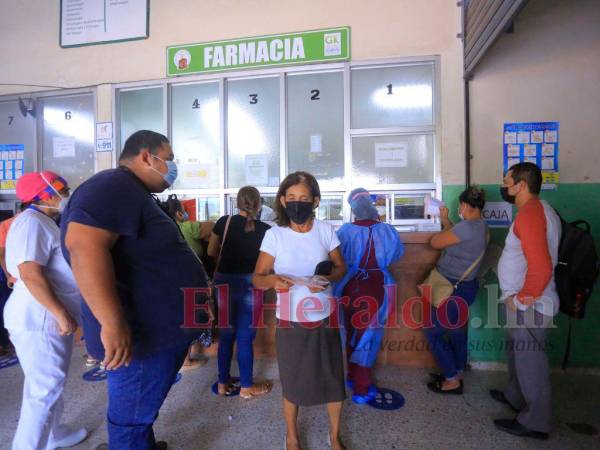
[0,345,598,450]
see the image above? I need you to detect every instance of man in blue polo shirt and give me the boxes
[61,130,209,450]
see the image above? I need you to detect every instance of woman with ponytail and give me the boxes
[207,186,273,398]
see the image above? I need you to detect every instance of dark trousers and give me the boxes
[106,342,189,449]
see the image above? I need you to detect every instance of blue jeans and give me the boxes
[424,277,479,380]
[106,342,189,449]
[214,272,257,388]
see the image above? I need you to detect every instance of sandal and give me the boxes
[427,379,463,395]
[180,358,208,372]
[240,381,273,399]
[327,433,347,450]
[217,381,237,396]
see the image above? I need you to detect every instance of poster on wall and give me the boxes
[96,122,113,152]
[60,0,149,48]
[503,122,559,190]
[0,144,25,190]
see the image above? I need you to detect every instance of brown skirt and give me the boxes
[276,318,346,406]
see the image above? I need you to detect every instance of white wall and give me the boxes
[0,0,465,183]
[469,0,600,184]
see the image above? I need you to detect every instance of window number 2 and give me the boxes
[8,116,14,125]
[310,89,320,101]
[249,94,258,104]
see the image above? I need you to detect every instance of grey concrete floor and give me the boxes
[0,345,599,450]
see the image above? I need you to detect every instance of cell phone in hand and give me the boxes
[314,260,334,276]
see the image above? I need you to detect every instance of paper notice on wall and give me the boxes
[424,195,445,217]
[374,142,408,168]
[53,137,76,158]
[245,154,269,186]
[310,134,322,153]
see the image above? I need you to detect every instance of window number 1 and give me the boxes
[387,84,393,95]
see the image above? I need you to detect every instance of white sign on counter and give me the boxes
[482,201,513,228]
[60,0,149,48]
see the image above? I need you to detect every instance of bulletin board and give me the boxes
[0,144,25,190]
[503,122,559,190]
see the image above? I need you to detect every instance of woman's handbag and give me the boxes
[422,233,489,308]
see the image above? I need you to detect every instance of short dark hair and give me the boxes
[274,171,320,227]
[119,130,169,162]
[459,186,486,210]
[508,162,542,194]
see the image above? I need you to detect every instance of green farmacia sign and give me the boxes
[167,27,350,76]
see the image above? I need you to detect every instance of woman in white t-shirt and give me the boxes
[4,171,87,450]
[253,171,347,450]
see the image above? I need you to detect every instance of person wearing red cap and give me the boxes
[4,171,88,450]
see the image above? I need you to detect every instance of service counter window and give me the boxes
[227,76,280,188]
[114,57,439,229]
[171,82,220,189]
[287,71,344,187]
[118,86,165,147]
[0,100,36,180]
[41,94,95,188]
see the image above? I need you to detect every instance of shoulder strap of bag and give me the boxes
[455,230,490,288]
[216,215,233,273]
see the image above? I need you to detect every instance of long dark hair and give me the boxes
[274,171,320,227]
[161,194,184,220]
[237,186,262,232]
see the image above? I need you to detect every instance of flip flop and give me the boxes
[239,381,273,399]
[427,379,463,395]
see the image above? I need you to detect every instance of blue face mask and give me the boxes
[182,211,189,221]
[151,154,178,187]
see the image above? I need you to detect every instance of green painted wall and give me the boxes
[442,183,600,368]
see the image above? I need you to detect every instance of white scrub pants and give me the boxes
[8,330,73,450]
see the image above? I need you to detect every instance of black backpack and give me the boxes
[555,219,599,319]
[554,214,600,368]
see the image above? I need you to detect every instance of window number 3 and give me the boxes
[249,94,258,104]
[310,89,320,101]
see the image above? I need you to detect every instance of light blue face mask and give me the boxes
[182,211,189,221]
[151,154,178,187]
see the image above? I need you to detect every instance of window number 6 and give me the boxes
[65,111,72,120]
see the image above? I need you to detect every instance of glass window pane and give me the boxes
[287,72,344,185]
[0,100,36,189]
[197,197,221,221]
[394,194,426,220]
[227,77,279,188]
[41,94,95,188]
[316,197,343,221]
[119,87,165,147]
[352,134,434,185]
[171,83,220,189]
[351,65,433,129]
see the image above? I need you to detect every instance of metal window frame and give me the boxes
[112,56,441,226]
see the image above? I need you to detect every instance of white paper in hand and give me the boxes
[425,195,445,217]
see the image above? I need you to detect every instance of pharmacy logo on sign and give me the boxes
[324,32,341,56]
[174,49,191,70]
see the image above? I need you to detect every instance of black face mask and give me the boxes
[500,186,516,204]
[285,201,314,225]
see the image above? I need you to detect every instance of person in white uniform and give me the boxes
[4,171,87,450]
